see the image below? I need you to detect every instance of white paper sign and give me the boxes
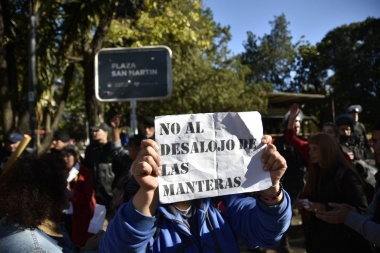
[155,111,272,204]
[88,204,106,234]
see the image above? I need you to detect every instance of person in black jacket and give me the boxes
[316,120,380,251]
[274,113,307,253]
[348,105,373,159]
[335,113,362,161]
[108,115,146,219]
[0,132,23,173]
[84,122,115,218]
[50,130,71,154]
[296,133,372,253]
[139,116,155,139]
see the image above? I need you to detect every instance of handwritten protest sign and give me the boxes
[155,111,272,204]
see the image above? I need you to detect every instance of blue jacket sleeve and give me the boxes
[344,188,380,247]
[222,191,292,248]
[100,201,156,253]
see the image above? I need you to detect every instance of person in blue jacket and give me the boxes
[100,136,292,253]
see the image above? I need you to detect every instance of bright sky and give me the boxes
[203,0,380,55]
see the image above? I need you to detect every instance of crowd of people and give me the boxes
[276,103,379,253]
[0,104,379,253]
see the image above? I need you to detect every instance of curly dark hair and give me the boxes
[0,154,68,228]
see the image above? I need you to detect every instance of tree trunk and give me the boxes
[83,0,116,134]
[37,64,75,155]
[0,1,13,135]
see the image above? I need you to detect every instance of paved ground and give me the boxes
[241,211,306,253]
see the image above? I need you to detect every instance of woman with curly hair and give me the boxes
[0,154,101,252]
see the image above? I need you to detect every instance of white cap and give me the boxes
[347,105,362,113]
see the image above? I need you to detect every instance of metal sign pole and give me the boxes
[130,99,138,135]
[28,7,37,151]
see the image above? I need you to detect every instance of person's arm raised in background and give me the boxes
[110,115,122,148]
[285,103,310,162]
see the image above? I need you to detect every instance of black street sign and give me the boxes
[95,46,172,101]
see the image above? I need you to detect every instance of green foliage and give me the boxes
[317,17,380,128]
[107,0,215,50]
[291,41,327,94]
[103,0,268,118]
[2,0,378,149]
[241,14,296,91]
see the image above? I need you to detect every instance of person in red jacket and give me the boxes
[62,145,97,247]
[285,104,351,163]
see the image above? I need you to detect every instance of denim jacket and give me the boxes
[0,217,63,253]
